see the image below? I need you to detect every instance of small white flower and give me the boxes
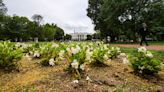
[52,43,59,48]
[66,48,72,56]
[29,51,33,55]
[86,76,92,81]
[28,44,32,47]
[140,66,145,70]
[76,45,81,51]
[71,46,81,54]
[71,59,79,69]
[122,58,129,64]
[118,53,127,59]
[59,50,65,59]
[86,49,92,62]
[138,47,147,53]
[72,80,79,84]
[103,54,108,61]
[80,64,85,70]
[116,47,121,52]
[33,51,40,58]
[104,45,108,50]
[15,43,21,48]
[120,53,127,57]
[145,51,153,58]
[108,50,111,54]
[49,58,54,62]
[49,58,55,66]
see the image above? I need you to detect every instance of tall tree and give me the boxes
[0,0,7,40]
[32,14,43,25]
[54,26,64,41]
[64,34,72,40]
[0,0,7,15]
[42,23,56,41]
[87,0,164,42]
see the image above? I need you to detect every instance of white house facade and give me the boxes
[69,32,90,41]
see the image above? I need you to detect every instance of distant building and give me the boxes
[69,32,91,41]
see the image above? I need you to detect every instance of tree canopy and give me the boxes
[87,0,164,42]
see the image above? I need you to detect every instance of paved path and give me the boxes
[112,44,164,51]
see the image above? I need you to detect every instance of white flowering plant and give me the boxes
[131,47,161,75]
[64,44,87,79]
[108,47,121,59]
[39,43,63,66]
[0,41,23,70]
[25,42,62,66]
[91,45,110,66]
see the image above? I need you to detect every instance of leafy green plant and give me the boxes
[131,47,161,75]
[108,47,121,59]
[0,41,23,70]
[91,47,109,66]
[25,43,62,66]
[64,44,87,79]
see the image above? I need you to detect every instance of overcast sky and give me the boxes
[4,0,94,33]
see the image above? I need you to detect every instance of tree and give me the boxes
[92,32,101,39]
[31,14,44,41]
[42,23,56,41]
[87,0,164,42]
[86,35,92,40]
[2,15,31,41]
[54,27,64,41]
[64,34,72,40]
[0,0,7,15]
[0,3,66,42]
[0,0,7,40]
[32,14,43,25]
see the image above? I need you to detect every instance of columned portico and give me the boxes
[69,33,90,41]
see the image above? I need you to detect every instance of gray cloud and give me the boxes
[4,0,94,33]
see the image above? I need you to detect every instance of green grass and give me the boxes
[119,47,164,62]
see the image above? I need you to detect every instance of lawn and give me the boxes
[119,47,164,62]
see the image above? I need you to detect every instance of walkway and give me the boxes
[112,44,164,51]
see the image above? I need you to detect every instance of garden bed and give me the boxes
[0,57,164,92]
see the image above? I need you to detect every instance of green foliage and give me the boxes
[25,43,62,66]
[131,47,161,75]
[32,14,43,25]
[0,41,23,69]
[92,32,101,40]
[0,0,7,15]
[64,34,72,40]
[87,0,164,42]
[91,47,108,65]
[86,35,92,40]
[109,47,121,59]
[64,44,87,79]
[41,58,53,66]
[54,27,64,41]
[0,15,64,41]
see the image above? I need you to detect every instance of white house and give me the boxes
[69,32,91,41]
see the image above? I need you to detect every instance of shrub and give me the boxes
[108,47,121,59]
[65,45,87,79]
[0,41,23,70]
[91,47,109,65]
[131,47,161,75]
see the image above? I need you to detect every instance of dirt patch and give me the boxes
[0,58,164,92]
